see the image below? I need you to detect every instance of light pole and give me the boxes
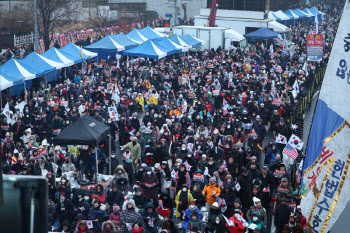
[34,0,39,53]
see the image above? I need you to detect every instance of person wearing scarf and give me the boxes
[174,164,191,195]
[175,184,194,219]
[91,184,106,204]
[130,223,147,233]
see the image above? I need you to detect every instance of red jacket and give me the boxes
[225,216,246,233]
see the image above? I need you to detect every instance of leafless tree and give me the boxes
[36,0,78,50]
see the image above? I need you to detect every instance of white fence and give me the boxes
[14,32,35,48]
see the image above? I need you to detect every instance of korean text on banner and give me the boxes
[301,2,350,233]
[307,34,323,61]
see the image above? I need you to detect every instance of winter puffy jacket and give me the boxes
[141,202,160,233]
[225,215,246,233]
[202,183,221,205]
[182,207,203,230]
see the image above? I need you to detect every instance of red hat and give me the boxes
[151,123,156,126]
[175,134,180,137]
[164,129,169,133]
[59,190,66,196]
[189,201,196,205]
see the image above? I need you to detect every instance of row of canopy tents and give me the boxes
[84,26,206,60]
[0,26,206,91]
[268,7,326,24]
[0,43,97,91]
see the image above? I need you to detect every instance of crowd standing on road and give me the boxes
[0,4,343,233]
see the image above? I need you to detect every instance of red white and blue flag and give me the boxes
[282,144,299,160]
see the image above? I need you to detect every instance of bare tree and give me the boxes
[36,0,77,50]
[88,5,116,29]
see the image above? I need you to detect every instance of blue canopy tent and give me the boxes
[127,28,148,43]
[284,9,299,25]
[292,9,309,19]
[169,34,192,48]
[309,7,325,22]
[60,42,97,64]
[0,58,36,94]
[152,37,186,55]
[0,74,23,91]
[268,11,282,21]
[16,52,62,78]
[274,10,291,24]
[42,47,75,67]
[244,27,280,39]
[84,35,126,60]
[122,40,167,59]
[138,26,166,40]
[0,58,35,81]
[180,34,203,48]
[302,8,315,21]
[110,32,140,50]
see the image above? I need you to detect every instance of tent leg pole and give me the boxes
[53,137,56,188]
[109,135,111,175]
[95,149,98,182]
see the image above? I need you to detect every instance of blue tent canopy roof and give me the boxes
[122,40,167,59]
[0,58,35,81]
[152,37,184,55]
[42,47,75,67]
[60,42,97,64]
[284,9,299,19]
[292,8,309,19]
[169,34,192,48]
[127,28,148,43]
[138,26,164,40]
[180,34,202,48]
[110,32,139,50]
[84,35,125,52]
[244,27,280,39]
[16,52,57,77]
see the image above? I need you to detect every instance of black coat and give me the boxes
[107,190,124,207]
[274,204,293,230]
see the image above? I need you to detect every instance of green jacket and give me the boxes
[123,142,141,160]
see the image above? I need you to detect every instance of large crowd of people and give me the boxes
[0,3,344,233]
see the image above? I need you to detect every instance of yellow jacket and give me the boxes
[175,190,194,218]
[202,183,221,205]
[135,96,145,111]
[147,97,158,105]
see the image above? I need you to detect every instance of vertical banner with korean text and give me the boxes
[301,1,350,233]
[307,34,323,61]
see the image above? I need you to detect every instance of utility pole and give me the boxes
[34,0,39,53]
[182,2,187,22]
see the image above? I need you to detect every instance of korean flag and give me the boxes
[275,134,287,144]
[288,134,304,150]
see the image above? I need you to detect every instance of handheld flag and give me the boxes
[2,102,11,124]
[288,134,304,150]
[275,134,287,144]
[282,143,299,160]
[314,13,318,34]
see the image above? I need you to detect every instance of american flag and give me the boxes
[283,144,299,160]
[263,185,270,193]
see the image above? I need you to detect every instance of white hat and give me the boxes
[5,132,10,136]
[25,128,31,134]
[202,154,207,158]
[42,139,48,146]
[14,149,19,154]
[79,95,83,98]
[212,202,219,208]
[253,197,261,204]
